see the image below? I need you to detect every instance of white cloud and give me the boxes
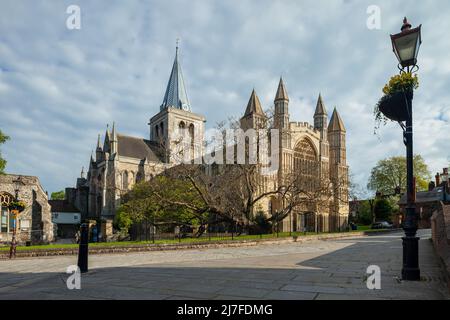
[0,0,449,195]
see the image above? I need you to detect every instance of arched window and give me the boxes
[155,125,159,137]
[122,171,128,190]
[129,172,135,187]
[160,122,164,137]
[189,124,195,160]
[294,138,319,191]
[188,123,194,138]
[0,192,14,234]
[294,138,317,161]
[0,193,13,206]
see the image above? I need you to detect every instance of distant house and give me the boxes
[48,199,80,239]
[349,199,362,221]
[398,168,450,229]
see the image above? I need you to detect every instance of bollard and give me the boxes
[77,223,89,273]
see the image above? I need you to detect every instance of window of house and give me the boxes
[0,193,14,234]
[1,207,8,233]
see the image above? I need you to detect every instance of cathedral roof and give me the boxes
[244,89,265,116]
[117,134,163,161]
[328,107,346,132]
[160,46,191,112]
[314,94,327,115]
[274,77,289,102]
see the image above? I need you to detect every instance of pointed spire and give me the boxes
[111,122,117,141]
[96,134,102,150]
[161,43,191,112]
[81,166,85,178]
[244,89,265,116]
[314,93,327,116]
[328,107,346,132]
[274,77,289,102]
[105,124,111,140]
[90,150,95,163]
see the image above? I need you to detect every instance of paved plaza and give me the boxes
[0,230,448,300]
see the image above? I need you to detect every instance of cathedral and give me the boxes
[68,46,349,237]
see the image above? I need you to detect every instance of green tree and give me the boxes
[51,190,65,200]
[116,175,210,237]
[355,200,373,225]
[373,198,393,222]
[253,210,272,234]
[367,155,431,194]
[0,129,10,174]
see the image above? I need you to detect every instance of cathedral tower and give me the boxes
[240,89,267,131]
[314,94,330,176]
[314,94,327,139]
[148,45,205,163]
[328,107,348,232]
[274,77,289,130]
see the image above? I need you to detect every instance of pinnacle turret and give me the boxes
[274,77,289,102]
[244,89,264,116]
[328,107,346,132]
[314,93,327,116]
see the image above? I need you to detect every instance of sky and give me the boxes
[0,0,449,196]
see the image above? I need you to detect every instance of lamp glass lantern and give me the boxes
[390,21,422,68]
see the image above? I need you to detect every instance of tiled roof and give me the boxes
[314,94,327,115]
[117,134,163,161]
[244,89,265,116]
[398,187,448,205]
[274,77,289,102]
[328,107,346,132]
[160,47,191,112]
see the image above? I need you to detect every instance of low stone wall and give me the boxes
[431,202,450,292]
[0,229,399,259]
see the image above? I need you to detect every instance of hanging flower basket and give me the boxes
[374,72,418,133]
[8,201,26,212]
[378,90,413,122]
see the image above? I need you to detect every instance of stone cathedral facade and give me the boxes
[68,47,349,236]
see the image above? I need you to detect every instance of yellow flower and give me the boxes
[382,72,418,95]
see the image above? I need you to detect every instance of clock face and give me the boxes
[182,104,189,111]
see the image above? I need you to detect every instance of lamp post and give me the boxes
[389,17,422,281]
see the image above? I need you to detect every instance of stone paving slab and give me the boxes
[0,229,448,300]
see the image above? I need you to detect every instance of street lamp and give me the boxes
[13,176,25,200]
[391,18,422,70]
[389,17,422,281]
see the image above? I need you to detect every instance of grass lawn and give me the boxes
[0,226,380,252]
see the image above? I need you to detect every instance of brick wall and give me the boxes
[431,202,450,292]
